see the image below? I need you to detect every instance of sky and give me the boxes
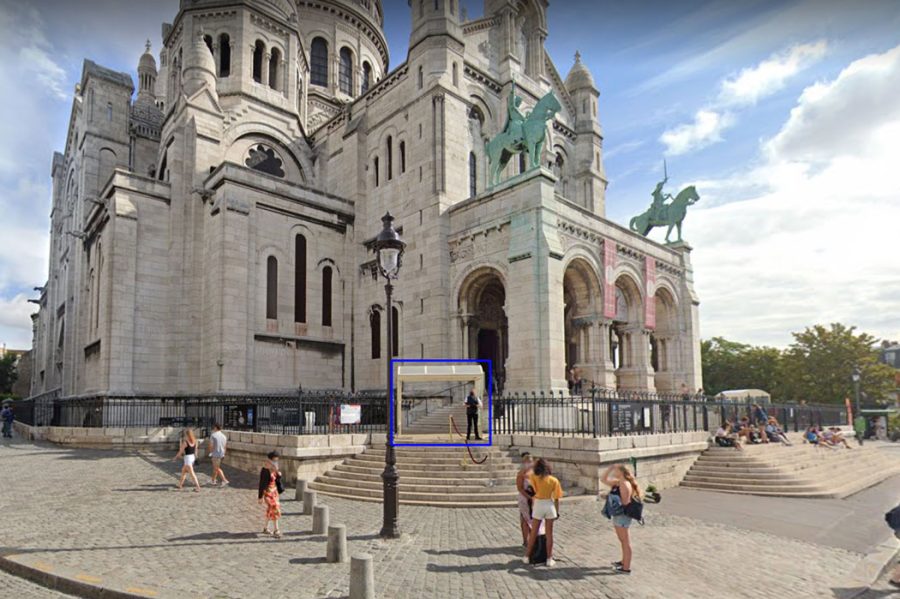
[1,0,899,351]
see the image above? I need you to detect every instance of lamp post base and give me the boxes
[380,441,400,539]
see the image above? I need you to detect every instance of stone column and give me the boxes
[261,52,270,86]
[616,326,655,391]
[596,320,617,389]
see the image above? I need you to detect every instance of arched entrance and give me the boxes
[563,258,602,389]
[652,287,679,392]
[611,273,655,391]
[458,268,508,393]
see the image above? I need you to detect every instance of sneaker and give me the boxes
[612,565,631,575]
[611,560,623,567]
[546,558,556,567]
[522,556,529,565]
[221,481,229,487]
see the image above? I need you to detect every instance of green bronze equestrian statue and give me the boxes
[629,170,699,244]
[486,82,561,187]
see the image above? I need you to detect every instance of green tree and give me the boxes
[778,323,895,404]
[700,337,783,396]
[0,353,17,394]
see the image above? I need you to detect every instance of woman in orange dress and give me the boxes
[258,450,284,538]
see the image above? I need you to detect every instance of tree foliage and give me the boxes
[0,353,17,394]
[701,323,896,404]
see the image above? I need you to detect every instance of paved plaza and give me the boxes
[0,438,897,599]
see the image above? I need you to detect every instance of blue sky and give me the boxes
[2,0,899,350]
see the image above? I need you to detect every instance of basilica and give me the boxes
[28,0,702,398]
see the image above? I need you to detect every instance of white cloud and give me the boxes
[0,293,38,349]
[659,109,733,156]
[19,45,67,100]
[719,41,827,106]
[677,45,900,346]
[660,40,826,156]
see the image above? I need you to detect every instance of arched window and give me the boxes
[468,152,477,197]
[386,136,393,181]
[252,40,264,83]
[391,306,399,357]
[361,61,372,94]
[204,35,213,54]
[322,266,333,326]
[266,256,278,320]
[399,141,406,174]
[373,156,379,186]
[269,47,281,90]
[339,47,353,95]
[417,65,423,89]
[370,310,381,359]
[310,37,328,87]
[294,235,306,323]
[218,34,231,76]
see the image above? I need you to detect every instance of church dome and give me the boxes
[138,41,157,72]
[565,51,596,92]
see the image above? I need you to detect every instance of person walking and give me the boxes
[465,388,483,441]
[258,450,284,539]
[601,463,642,575]
[1,403,14,438]
[523,458,562,567]
[853,412,866,446]
[173,428,202,492]
[207,423,230,486]
[515,452,535,545]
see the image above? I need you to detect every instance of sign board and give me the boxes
[610,403,636,433]
[340,404,361,425]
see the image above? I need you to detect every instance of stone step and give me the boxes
[326,469,517,486]
[308,488,516,508]
[333,463,520,478]
[353,453,511,466]
[318,472,514,493]
[308,480,518,505]
[341,458,516,473]
[680,479,827,493]
[681,474,821,487]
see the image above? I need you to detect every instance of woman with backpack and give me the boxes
[523,458,562,567]
[601,463,642,575]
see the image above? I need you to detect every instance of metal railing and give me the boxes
[491,388,847,438]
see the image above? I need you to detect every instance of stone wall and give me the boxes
[494,431,709,493]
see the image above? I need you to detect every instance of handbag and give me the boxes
[623,496,644,523]
[275,474,285,495]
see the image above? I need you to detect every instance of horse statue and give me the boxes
[486,89,561,187]
[629,184,699,244]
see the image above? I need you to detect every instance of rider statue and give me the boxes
[502,81,526,146]
[649,175,673,221]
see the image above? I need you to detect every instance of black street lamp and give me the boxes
[851,366,861,417]
[373,212,405,539]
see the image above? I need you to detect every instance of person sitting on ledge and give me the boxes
[715,421,742,450]
[822,427,852,449]
[764,417,792,445]
[737,417,766,444]
[804,426,828,447]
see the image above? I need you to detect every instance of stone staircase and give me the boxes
[308,444,521,507]
[402,401,478,437]
[681,439,900,498]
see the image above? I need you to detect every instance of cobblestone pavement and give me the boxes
[0,569,73,598]
[0,439,879,599]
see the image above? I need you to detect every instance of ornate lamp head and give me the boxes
[374,212,406,280]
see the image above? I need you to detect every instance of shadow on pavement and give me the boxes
[112,483,176,493]
[167,531,260,542]
[423,545,521,558]
[289,556,328,565]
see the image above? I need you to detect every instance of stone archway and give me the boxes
[611,273,655,391]
[652,287,679,392]
[458,268,508,393]
[563,257,603,390]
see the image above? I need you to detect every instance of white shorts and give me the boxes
[183,454,196,467]
[531,498,557,521]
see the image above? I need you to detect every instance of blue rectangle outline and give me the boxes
[388,358,493,448]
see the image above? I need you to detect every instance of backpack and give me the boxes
[623,496,644,524]
[886,504,900,532]
[529,534,548,564]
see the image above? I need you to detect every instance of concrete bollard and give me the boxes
[294,478,308,502]
[326,524,348,563]
[349,553,375,599]
[313,504,330,534]
[302,490,317,516]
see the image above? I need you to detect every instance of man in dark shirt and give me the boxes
[465,388,483,441]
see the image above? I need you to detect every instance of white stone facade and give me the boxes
[29,0,702,398]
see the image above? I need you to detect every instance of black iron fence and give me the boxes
[492,389,848,438]
[11,390,387,436]
[11,388,848,439]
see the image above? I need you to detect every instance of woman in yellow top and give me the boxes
[523,458,562,567]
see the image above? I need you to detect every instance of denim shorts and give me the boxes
[612,514,632,528]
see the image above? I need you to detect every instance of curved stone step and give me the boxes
[308,480,518,505]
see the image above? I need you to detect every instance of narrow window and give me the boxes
[373,157,379,186]
[391,306,400,357]
[203,35,213,55]
[106,102,113,121]
[518,152,526,174]
[468,151,477,197]
[269,47,281,90]
[386,136,393,180]
[322,266,333,326]
[294,235,306,323]
[310,37,328,86]
[417,66,423,89]
[252,40,264,83]
[370,310,381,359]
[266,256,278,320]
[361,61,372,94]
[339,47,353,95]
[452,62,458,86]
[218,34,231,76]
[399,141,406,174]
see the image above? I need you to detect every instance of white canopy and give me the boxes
[395,363,484,436]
